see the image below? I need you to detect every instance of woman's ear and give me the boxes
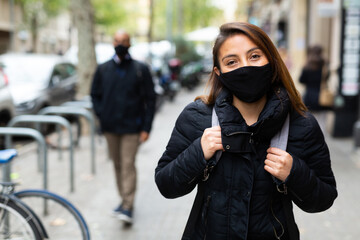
[214,66,220,76]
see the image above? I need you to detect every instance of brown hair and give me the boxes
[195,22,307,115]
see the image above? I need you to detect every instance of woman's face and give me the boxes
[214,33,269,75]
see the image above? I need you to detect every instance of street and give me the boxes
[8,78,360,240]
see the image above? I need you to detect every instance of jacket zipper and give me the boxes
[271,201,285,240]
[203,195,211,240]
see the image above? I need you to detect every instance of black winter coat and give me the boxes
[91,57,156,134]
[299,68,325,111]
[155,87,337,240]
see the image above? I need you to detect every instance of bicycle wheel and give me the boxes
[14,190,90,240]
[0,195,43,240]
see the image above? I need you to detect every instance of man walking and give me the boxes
[90,30,156,225]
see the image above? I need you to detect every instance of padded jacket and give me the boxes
[155,87,337,240]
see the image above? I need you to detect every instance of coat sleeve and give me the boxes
[299,69,308,85]
[155,102,209,199]
[286,113,337,213]
[90,65,102,118]
[140,63,156,133]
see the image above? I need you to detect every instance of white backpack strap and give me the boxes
[212,107,219,127]
[212,108,222,163]
[270,114,290,151]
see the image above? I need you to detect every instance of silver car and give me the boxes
[0,53,77,116]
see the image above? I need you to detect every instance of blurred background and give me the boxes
[0,1,359,239]
[0,0,359,140]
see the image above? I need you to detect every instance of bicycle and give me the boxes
[0,148,90,240]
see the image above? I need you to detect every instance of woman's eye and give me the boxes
[250,54,261,60]
[226,60,236,66]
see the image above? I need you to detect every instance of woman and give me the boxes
[299,45,331,132]
[155,22,337,240]
[299,45,328,111]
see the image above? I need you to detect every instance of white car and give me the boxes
[0,65,15,126]
[0,53,77,116]
[0,65,15,148]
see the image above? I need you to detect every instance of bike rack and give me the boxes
[0,127,48,191]
[38,106,96,175]
[62,100,93,110]
[62,100,94,147]
[7,115,76,192]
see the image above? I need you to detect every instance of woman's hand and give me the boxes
[264,147,293,182]
[201,126,224,160]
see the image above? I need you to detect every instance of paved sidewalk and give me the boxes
[6,80,360,240]
[10,82,204,240]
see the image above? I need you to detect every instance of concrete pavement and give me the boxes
[7,79,360,240]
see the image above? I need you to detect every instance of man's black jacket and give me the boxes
[91,57,156,134]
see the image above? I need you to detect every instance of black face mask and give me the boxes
[114,44,129,58]
[219,63,272,103]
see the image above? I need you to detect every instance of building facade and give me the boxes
[0,0,72,54]
[247,0,360,137]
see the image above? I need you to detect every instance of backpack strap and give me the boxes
[270,114,290,150]
[212,108,222,163]
[269,113,299,240]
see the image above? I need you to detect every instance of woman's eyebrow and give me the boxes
[247,47,260,54]
[221,47,261,62]
[221,54,237,62]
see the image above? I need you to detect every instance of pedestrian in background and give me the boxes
[155,22,337,239]
[299,45,330,132]
[91,30,156,225]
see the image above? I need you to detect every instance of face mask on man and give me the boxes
[114,44,129,58]
[218,63,273,103]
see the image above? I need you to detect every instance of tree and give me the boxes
[91,0,128,36]
[16,0,68,52]
[70,0,97,97]
[152,0,222,40]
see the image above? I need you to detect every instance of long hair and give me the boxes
[196,22,307,115]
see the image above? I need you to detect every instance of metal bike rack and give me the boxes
[38,106,96,175]
[62,100,94,147]
[62,100,93,110]
[0,127,48,191]
[7,115,76,192]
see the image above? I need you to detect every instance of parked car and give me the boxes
[0,65,16,148]
[0,64,15,125]
[0,53,77,116]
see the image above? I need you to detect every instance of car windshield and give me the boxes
[1,56,57,88]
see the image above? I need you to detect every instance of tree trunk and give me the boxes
[30,15,37,53]
[148,0,154,43]
[70,0,97,98]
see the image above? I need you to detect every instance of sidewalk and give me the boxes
[10,81,205,240]
[7,80,360,239]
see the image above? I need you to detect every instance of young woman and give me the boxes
[299,45,331,132]
[155,22,337,240]
[299,45,328,111]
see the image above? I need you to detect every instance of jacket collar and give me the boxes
[214,87,290,152]
[113,54,132,65]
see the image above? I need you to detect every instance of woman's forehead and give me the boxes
[219,34,258,55]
